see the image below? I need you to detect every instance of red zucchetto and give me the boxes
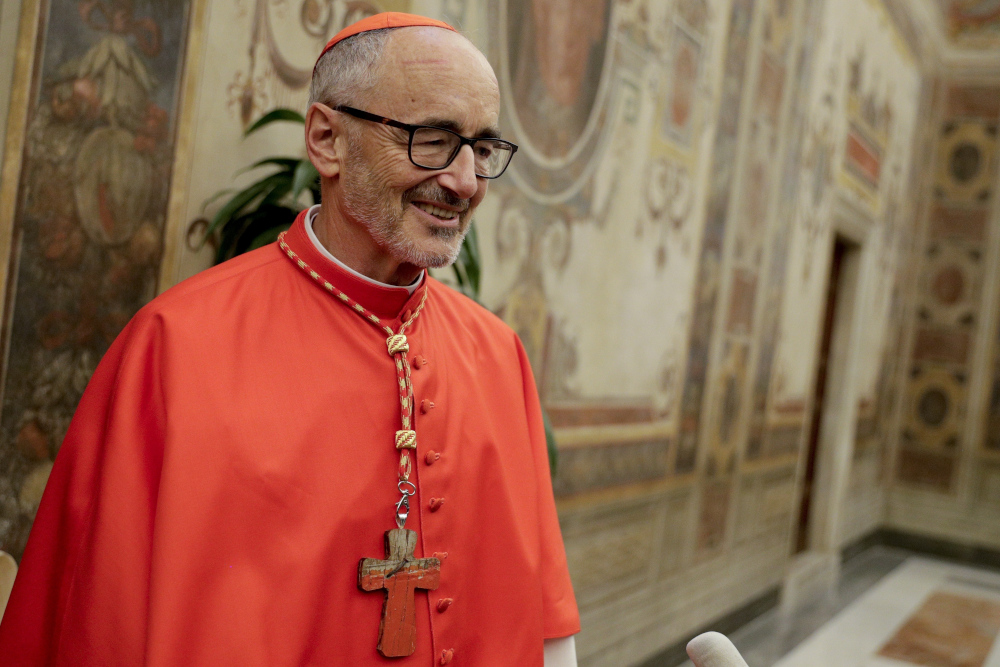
[316,12,457,64]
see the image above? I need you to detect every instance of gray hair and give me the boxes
[307,28,397,109]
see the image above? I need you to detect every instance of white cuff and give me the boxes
[544,635,578,667]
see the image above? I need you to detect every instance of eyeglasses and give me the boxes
[333,105,518,179]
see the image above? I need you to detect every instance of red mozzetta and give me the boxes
[0,210,579,665]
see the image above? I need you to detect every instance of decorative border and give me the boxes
[157,0,212,293]
[0,0,43,354]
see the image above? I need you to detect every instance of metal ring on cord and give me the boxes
[395,481,417,528]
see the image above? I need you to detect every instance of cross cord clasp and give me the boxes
[395,480,416,529]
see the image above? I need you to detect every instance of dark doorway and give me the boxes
[795,237,854,553]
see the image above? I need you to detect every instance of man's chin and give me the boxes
[410,241,464,269]
[387,234,465,270]
[400,219,468,267]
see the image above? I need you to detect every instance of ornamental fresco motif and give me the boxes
[842,47,893,195]
[676,0,756,476]
[660,1,708,148]
[493,0,618,203]
[898,85,999,493]
[229,0,382,127]
[942,0,1000,45]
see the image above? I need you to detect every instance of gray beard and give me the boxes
[342,140,469,269]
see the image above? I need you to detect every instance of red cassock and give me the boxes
[0,212,579,665]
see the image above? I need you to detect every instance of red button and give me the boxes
[429,498,445,512]
[424,451,440,465]
[403,309,413,321]
[437,597,454,612]
[421,399,435,414]
[433,551,448,560]
[412,356,428,369]
[440,649,454,665]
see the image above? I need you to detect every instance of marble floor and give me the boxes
[682,547,1000,667]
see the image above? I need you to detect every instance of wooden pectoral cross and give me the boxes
[358,529,441,658]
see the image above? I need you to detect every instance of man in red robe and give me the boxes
[0,13,579,666]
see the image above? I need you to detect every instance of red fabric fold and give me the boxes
[0,220,579,665]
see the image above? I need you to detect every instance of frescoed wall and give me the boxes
[478,0,722,493]
[942,0,1000,46]
[3,0,998,665]
[897,86,997,493]
[886,81,1000,549]
[471,0,925,662]
[0,0,194,561]
[767,0,923,550]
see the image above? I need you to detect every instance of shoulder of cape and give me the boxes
[154,244,286,308]
[115,245,287,346]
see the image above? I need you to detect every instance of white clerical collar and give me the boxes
[304,205,424,295]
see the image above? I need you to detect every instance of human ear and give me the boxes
[305,103,346,179]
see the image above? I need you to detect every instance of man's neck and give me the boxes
[311,206,422,287]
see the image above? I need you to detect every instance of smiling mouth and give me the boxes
[413,202,461,221]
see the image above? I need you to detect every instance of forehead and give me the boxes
[371,27,500,132]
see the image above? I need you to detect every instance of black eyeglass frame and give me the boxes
[333,105,518,179]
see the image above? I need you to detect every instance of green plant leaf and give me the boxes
[291,160,320,202]
[452,221,481,301]
[236,157,301,178]
[201,187,236,212]
[452,247,468,289]
[260,179,294,207]
[215,215,249,263]
[203,172,291,242]
[244,108,305,137]
[247,223,292,251]
[543,408,558,478]
[214,203,298,262]
[464,223,481,297]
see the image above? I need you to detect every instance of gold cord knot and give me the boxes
[386,334,409,356]
[395,430,417,450]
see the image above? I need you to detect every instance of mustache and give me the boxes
[403,185,470,212]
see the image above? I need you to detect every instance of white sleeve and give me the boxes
[544,635,578,667]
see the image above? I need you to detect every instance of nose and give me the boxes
[435,144,480,200]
